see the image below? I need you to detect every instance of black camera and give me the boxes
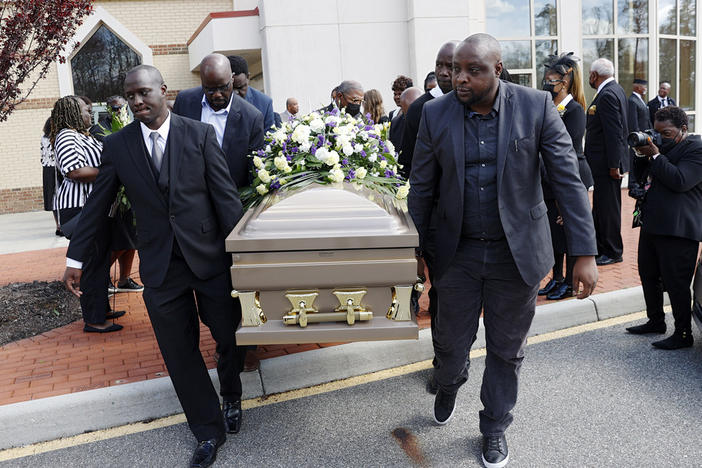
[627,129,661,148]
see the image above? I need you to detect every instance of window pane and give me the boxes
[487,0,531,37]
[510,73,532,87]
[618,38,648,98]
[71,25,141,102]
[680,0,696,35]
[583,0,614,35]
[659,38,677,100]
[582,38,614,104]
[535,40,558,87]
[659,0,677,34]
[679,40,695,110]
[617,0,648,34]
[501,40,532,70]
[687,114,695,131]
[534,0,558,36]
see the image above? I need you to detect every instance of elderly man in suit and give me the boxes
[647,81,676,125]
[173,54,265,191]
[584,58,629,266]
[64,65,247,468]
[409,34,597,468]
[627,79,651,190]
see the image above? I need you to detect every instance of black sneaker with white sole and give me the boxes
[481,434,509,468]
[433,389,457,425]
[114,278,144,293]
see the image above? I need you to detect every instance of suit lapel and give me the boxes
[496,83,513,187]
[123,121,169,211]
[448,96,465,199]
[167,114,184,202]
[222,98,241,156]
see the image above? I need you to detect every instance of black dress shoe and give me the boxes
[223,400,242,434]
[105,310,126,320]
[482,434,509,468]
[83,323,123,333]
[538,279,559,296]
[433,389,457,425]
[546,282,572,300]
[652,329,694,350]
[190,436,225,468]
[626,320,666,335]
[595,254,623,266]
[426,374,438,395]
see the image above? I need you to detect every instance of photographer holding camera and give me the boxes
[625,106,702,349]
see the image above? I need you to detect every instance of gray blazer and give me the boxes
[408,82,597,286]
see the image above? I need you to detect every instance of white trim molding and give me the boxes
[56,6,153,97]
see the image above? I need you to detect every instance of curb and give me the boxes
[0,285,662,450]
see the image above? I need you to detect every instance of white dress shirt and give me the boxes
[200,95,231,147]
[67,113,172,269]
[633,91,646,106]
[596,76,615,96]
[429,86,444,99]
[658,96,669,108]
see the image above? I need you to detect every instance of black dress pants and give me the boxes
[592,175,623,259]
[638,231,699,331]
[433,240,538,436]
[142,253,246,441]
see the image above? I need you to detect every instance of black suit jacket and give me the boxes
[633,135,702,241]
[399,91,434,178]
[647,96,676,125]
[67,114,243,288]
[409,84,597,286]
[628,94,651,133]
[585,80,629,175]
[172,87,265,190]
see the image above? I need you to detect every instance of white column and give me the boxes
[559,0,582,57]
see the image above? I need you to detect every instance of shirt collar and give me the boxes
[140,111,171,142]
[201,93,232,114]
[429,86,444,99]
[659,95,667,102]
[596,77,615,95]
[633,91,646,104]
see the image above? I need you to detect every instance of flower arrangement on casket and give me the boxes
[240,108,410,209]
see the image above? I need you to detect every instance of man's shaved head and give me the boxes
[199,53,234,111]
[200,53,232,76]
[399,87,423,114]
[125,65,164,87]
[460,33,502,63]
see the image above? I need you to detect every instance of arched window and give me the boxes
[71,24,141,102]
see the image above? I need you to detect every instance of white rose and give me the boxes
[300,141,311,153]
[354,143,363,153]
[355,167,367,179]
[284,165,292,173]
[253,156,264,169]
[368,153,377,163]
[315,147,329,164]
[309,118,325,133]
[379,160,388,169]
[291,124,311,144]
[328,167,345,183]
[385,140,395,154]
[256,184,268,195]
[274,156,288,170]
[342,144,354,156]
[326,150,340,166]
[257,169,271,183]
[396,184,410,200]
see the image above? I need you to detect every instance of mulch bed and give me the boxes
[0,281,81,346]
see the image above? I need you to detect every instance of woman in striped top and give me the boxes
[51,96,123,333]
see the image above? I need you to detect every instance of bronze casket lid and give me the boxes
[226,183,418,253]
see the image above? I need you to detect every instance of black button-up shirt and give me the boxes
[460,85,513,263]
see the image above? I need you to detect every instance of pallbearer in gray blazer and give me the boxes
[408,34,598,466]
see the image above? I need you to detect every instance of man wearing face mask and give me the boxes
[334,80,365,117]
[584,58,629,266]
[625,106,702,349]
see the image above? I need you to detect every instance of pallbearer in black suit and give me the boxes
[409,34,598,467]
[584,58,628,266]
[173,53,265,191]
[627,79,651,190]
[626,106,702,349]
[539,53,593,301]
[64,65,247,468]
[647,81,676,126]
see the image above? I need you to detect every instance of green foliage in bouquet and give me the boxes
[97,106,132,216]
[240,108,410,209]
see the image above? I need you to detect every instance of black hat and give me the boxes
[633,79,648,85]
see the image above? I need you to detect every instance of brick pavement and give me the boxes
[0,193,642,405]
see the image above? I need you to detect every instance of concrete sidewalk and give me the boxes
[0,195,648,449]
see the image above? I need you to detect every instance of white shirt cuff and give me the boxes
[66,258,83,269]
[652,153,660,160]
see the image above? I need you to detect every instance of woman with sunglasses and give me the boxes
[538,53,594,300]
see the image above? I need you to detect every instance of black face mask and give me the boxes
[345,103,361,116]
[542,83,558,99]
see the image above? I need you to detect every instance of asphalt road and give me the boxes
[3,317,701,468]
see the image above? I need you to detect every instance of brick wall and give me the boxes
[0,187,44,214]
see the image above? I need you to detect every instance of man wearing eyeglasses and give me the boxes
[173,53,265,191]
[335,80,365,117]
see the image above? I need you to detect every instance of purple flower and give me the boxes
[379,155,386,161]
[347,169,355,180]
[310,146,317,155]
[342,158,349,166]
[257,149,266,157]
[384,169,394,178]
[360,150,367,158]
[270,180,281,190]
[326,121,337,128]
[364,125,373,131]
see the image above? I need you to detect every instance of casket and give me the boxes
[225,183,422,345]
